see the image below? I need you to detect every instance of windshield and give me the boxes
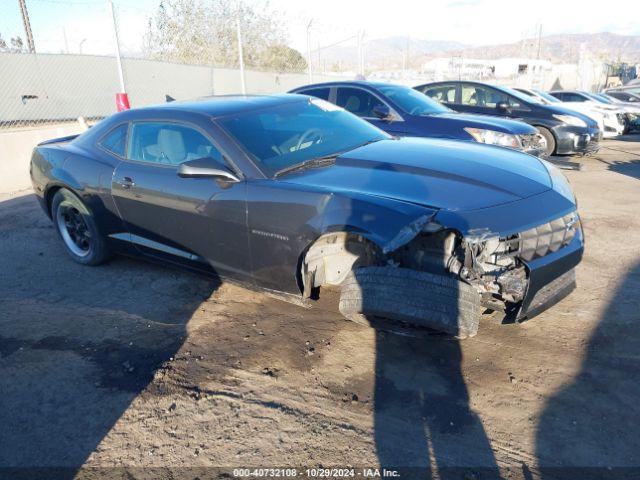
[533,89,561,103]
[218,98,389,177]
[593,93,615,104]
[599,93,623,103]
[377,84,451,115]
[583,92,612,104]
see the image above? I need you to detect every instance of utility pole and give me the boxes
[62,27,69,54]
[357,30,365,77]
[306,19,314,83]
[18,0,36,53]
[536,24,543,59]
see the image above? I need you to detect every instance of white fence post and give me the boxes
[108,0,125,94]
[236,17,246,94]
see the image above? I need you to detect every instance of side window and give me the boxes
[460,84,515,108]
[563,93,586,102]
[335,87,385,118]
[552,92,565,101]
[298,87,331,101]
[610,92,633,101]
[127,122,224,166]
[423,85,457,104]
[99,124,128,157]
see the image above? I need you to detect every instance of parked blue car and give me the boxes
[289,81,547,157]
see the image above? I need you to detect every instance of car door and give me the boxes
[334,86,408,135]
[110,120,251,280]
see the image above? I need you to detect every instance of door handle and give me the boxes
[120,176,135,189]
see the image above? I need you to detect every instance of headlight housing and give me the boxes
[553,114,587,128]
[463,128,522,149]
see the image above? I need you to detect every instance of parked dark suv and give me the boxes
[415,81,601,156]
[290,81,546,157]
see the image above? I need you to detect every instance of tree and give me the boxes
[143,0,306,72]
[0,34,27,53]
[260,44,307,72]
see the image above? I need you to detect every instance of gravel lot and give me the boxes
[1,137,639,479]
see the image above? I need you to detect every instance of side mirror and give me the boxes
[372,104,392,120]
[496,102,511,113]
[177,157,240,182]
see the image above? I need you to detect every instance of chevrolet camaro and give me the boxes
[30,94,584,337]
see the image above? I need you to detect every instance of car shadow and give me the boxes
[372,331,500,478]
[0,194,219,478]
[607,159,640,181]
[535,261,640,478]
[341,164,499,478]
[607,134,640,143]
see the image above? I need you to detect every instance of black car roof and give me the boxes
[134,94,305,118]
[290,80,403,91]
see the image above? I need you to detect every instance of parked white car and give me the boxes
[548,90,628,136]
[590,93,640,132]
[515,88,624,138]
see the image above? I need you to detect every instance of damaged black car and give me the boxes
[30,94,583,337]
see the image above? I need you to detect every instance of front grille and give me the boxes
[495,212,579,263]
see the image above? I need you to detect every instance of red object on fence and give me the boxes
[116,93,130,112]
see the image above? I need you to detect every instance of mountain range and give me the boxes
[315,32,640,70]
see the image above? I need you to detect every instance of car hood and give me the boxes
[553,102,602,117]
[280,137,552,211]
[426,112,536,135]
[544,104,599,125]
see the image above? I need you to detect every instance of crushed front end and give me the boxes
[461,210,583,320]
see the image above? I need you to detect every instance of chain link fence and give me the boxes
[0,0,613,133]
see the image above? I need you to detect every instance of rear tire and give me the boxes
[537,126,556,157]
[339,266,481,338]
[51,189,111,266]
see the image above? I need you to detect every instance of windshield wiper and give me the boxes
[273,138,387,178]
[273,154,338,178]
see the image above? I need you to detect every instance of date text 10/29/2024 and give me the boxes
[233,468,401,478]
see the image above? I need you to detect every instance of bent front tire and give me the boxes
[51,188,111,266]
[339,266,481,338]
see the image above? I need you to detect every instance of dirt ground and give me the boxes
[1,137,639,480]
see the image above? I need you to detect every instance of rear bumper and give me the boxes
[554,125,601,155]
[517,226,584,319]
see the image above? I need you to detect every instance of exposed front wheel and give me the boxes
[51,189,111,266]
[537,127,556,157]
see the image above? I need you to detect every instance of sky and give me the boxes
[1,0,639,57]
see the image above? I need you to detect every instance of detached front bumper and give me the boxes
[554,125,601,155]
[517,226,584,319]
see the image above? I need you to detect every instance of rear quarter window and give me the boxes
[297,87,331,101]
[99,124,128,157]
